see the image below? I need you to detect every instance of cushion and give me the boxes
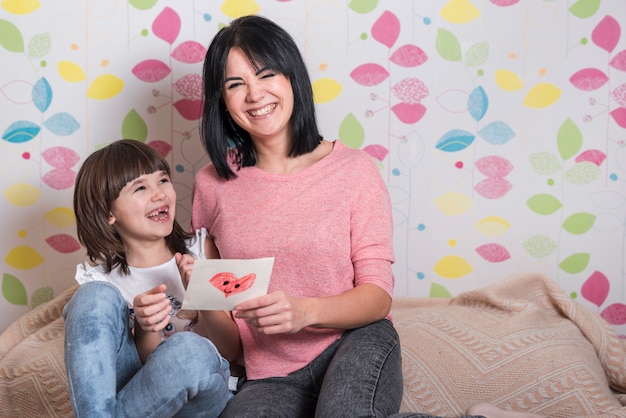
[0,285,76,417]
[393,272,626,417]
[2,273,626,417]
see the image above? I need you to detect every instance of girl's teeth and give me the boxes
[147,208,168,219]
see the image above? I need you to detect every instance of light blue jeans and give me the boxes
[63,281,233,418]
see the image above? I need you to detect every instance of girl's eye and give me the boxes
[159,177,170,184]
[133,186,146,192]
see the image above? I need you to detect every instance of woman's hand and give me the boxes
[175,252,195,289]
[235,284,391,333]
[133,284,172,333]
[234,291,311,335]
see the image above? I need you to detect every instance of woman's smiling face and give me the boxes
[222,47,294,143]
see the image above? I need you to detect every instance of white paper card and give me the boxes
[182,257,274,310]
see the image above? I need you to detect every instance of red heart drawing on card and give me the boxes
[209,272,256,298]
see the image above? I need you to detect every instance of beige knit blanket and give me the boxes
[394,272,626,417]
[1,273,625,417]
[0,285,75,417]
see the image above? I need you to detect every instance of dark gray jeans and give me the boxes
[219,319,403,418]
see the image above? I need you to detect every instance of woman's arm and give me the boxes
[235,153,395,335]
[234,283,391,335]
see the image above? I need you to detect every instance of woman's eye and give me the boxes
[226,82,243,90]
[261,73,275,79]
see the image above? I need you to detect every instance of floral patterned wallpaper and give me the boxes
[1,0,625,336]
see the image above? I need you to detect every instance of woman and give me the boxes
[195,14,400,418]
[194,15,544,418]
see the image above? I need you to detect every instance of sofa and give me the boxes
[1,272,625,417]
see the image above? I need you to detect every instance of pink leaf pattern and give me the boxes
[475,155,513,177]
[489,0,519,6]
[371,10,400,49]
[600,303,626,325]
[174,74,203,100]
[610,107,626,128]
[41,147,79,169]
[46,234,81,253]
[575,149,606,166]
[42,168,76,190]
[391,103,426,124]
[148,140,173,157]
[363,144,389,161]
[474,177,513,199]
[592,15,620,53]
[569,68,609,91]
[392,78,428,103]
[171,41,206,64]
[132,60,171,83]
[350,63,389,86]
[611,83,626,106]
[152,7,181,45]
[581,270,610,307]
[173,99,203,120]
[609,50,626,71]
[475,243,511,262]
[390,44,428,67]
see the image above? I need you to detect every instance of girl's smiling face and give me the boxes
[108,170,176,249]
[222,47,294,144]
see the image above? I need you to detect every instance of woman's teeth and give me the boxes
[249,104,275,116]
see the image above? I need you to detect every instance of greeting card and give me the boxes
[182,257,274,310]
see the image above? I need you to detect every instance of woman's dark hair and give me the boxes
[201,14,322,180]
[73,139,191,275]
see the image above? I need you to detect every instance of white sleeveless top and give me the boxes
[74,228,207,338]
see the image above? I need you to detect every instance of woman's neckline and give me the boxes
[251,139,337,177]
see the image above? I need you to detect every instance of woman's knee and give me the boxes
[341,319,400,359]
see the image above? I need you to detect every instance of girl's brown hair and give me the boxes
[73,139,191,274]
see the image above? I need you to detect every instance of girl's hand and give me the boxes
[234,291,311,335]
[133,284,172,332]
[175,252,195,289]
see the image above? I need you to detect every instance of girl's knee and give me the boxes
[64,282,127,323]
[72,282,124,305]
[159,333,228,376]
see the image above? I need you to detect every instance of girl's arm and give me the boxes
[176,237,242,363]
[193,310,241,363]
[132,284,173,363]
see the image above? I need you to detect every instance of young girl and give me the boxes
[63,139,240,417]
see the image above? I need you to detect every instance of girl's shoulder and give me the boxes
[185,227,208,259]
[74,260,119,285]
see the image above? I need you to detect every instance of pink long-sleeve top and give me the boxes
[191,140,395,379]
